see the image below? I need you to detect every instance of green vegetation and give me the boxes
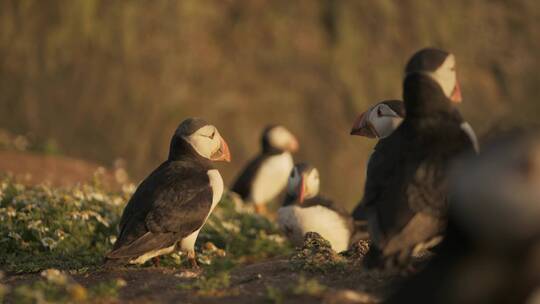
[0,176,291,273]
[0,176,293,299]
[0,175,127,273]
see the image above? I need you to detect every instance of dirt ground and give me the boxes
[0,150,121,189]
[3,259,399,303]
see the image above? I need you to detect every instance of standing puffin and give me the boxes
[350,99,479,221]
[105,118,231,268]
[231,125,298,215]
[387,131,540,304]
[360,48,475,269]
[277,163,353,252]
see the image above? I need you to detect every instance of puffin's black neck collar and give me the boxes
[403,73,454,120]
[262,141,286,155]
[283,193,298,206]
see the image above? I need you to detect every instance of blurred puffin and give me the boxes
[277,163,353,252]
[350,99,479,221]
[105,118,230,268]
[232,125,298,215]
[359,48,475,270]
[387,131,540,304]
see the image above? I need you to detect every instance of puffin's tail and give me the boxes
[106,232,178,260]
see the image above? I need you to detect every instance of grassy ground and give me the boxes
[0,176,395,303]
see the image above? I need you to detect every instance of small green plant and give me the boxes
[265,285,284,304]
[0,176,131,273]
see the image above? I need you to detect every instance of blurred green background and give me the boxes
[1,0,539,209]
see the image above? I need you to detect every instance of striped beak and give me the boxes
[298,176,306,203]
[350,111,378,138]
[450,80,462,103]
[211,137,231,162]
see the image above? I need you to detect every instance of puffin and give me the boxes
[277,163,353,252]
[105,118,231,268]
[350,99,479,221]
[231,125,298,215]
[360,48,475,270]
[350,100,405,224]
[386,131,540,304]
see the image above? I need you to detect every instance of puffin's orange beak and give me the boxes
[211,137,231,162]
[450,80,462,103]
[288,136,299,153]
[298,176,306,203]
[350,111,378,138]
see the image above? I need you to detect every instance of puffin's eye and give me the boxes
[206,131,215,139]
[377,108,382,117]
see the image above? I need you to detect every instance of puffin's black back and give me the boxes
[363,74,474,249]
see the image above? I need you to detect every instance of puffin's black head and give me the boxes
[261,125,299,154]
[350,99,405,139]
[286,163,320,204]
[169,117,231,162]
[403,48,462,117]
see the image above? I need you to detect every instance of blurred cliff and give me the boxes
[1,0,539,208]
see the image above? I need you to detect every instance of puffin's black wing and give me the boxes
[361,127,415,245]
[231,154,268,199]
[107,160,212,259]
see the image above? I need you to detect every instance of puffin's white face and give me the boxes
[268,126,299,152]
[351,103,404,139]
[184,125,231,162]
[426,54,462,103]
[287,166,320,202]
[367,104,404,138]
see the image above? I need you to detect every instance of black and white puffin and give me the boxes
[231,125,298,214]
[350,99,479,221]
[105,118,231,268]
[387,131,540,304]
[350,100,405,223]
[360,48,475,269]
[277,163,353,252]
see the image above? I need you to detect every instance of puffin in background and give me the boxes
[349,100,405,224]
[105,118,230,268]
[387,131,540,304]
[360,48,475,270]
[277,163,353,252]
[231,125,299,215]
[350,99,479,221]
[350,99,405,140]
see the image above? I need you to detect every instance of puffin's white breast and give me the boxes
[250,152,293,205]
[180,169,223,252]
[277,205,351,252]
